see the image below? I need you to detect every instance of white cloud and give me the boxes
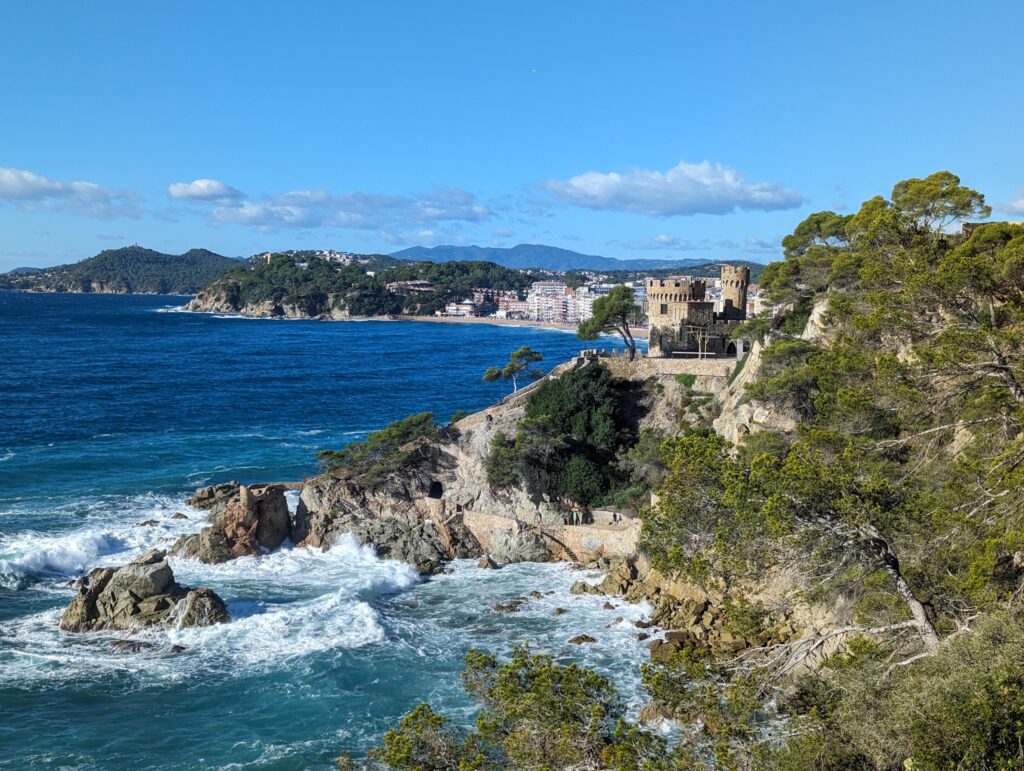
[744,236,780,253]
[615,234,780,254]
[620,234,708,251]
[546,160,801,216]
[0,166,141,219]
[168,178,244,202]
[996,193,1024,214]
[175,179,495,235]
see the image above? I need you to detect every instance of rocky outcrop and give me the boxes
[290,363,596,572]
[574,555,837,663]
[488,528,552,565]
[800,296,833,344]
[185,285,353,320]
[188,480,240,517]
[59,549,229,632]
[712,340,801,445]
[292,446,482,574]
[173,483,291,563]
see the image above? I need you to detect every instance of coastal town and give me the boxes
[262,247,764,327]
[439,271,763,325]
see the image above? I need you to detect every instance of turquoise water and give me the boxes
[0,292,652,769]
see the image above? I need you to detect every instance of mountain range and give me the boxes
[392,243,762,273]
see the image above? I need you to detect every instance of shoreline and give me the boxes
[181,303,650,339]
[376,313,650,339]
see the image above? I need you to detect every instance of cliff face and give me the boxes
[712,340,800,444]
[185,283,353,319]
[292,357,701,571]
[293,371,568,571]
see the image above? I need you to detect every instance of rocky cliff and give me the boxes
[184,285,355,319]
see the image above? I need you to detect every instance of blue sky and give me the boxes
[1,1,1022,271]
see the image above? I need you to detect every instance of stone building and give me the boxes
[719,265,750,321]
[646,265,750,358]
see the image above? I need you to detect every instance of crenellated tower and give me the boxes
[719,265,750,321]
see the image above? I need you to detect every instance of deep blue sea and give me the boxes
[0,292,652,769]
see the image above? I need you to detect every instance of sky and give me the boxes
[1,1,1022,271]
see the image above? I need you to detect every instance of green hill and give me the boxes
[0,246,239,294]
[188,252,535,317]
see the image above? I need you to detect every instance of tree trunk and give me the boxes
[809,506,942,650]
[619,324,636,361]
[867,535,940,648]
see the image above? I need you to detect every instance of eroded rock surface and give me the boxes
[173,483,290,563]
[59,549,229,632]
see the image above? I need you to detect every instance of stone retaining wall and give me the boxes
[597,355,735,379]
[463,510,639,561]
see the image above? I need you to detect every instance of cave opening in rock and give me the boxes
[428,480,443,499]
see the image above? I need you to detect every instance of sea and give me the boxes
[0,291,653,769]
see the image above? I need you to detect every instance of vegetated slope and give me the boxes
[637,172,1024,768]
[187,252,535,318]
[347,172,1024,770]
[0,246,239,294]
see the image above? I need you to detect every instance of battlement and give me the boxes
[720,265,750,286]
[645,276,707,303]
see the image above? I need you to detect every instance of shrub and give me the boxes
[779,296,814,336]
[353,646,668,770]
[483,363,634,505]
[483,434,519,489]
[317,412,440,484]
[675,373,697,388]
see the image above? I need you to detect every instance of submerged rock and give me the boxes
[570,581,602,596]
[110,639,157,654]
[58,549,229,633]
[493,599,525,613]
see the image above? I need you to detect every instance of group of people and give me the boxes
[563,509,588,526]
[529,509,627,527]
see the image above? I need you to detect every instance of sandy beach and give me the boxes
[377,313,650,339]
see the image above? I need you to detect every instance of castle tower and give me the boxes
[720,265,750,321]
[644,277,714,357]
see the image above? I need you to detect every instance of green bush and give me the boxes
[557,454,607,505]
[317,412,440,484]
[355,646,668,770]
[484,434,519,489]
[482,363,634,505]
[768,614,1024,770]
[778,296,814,336]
